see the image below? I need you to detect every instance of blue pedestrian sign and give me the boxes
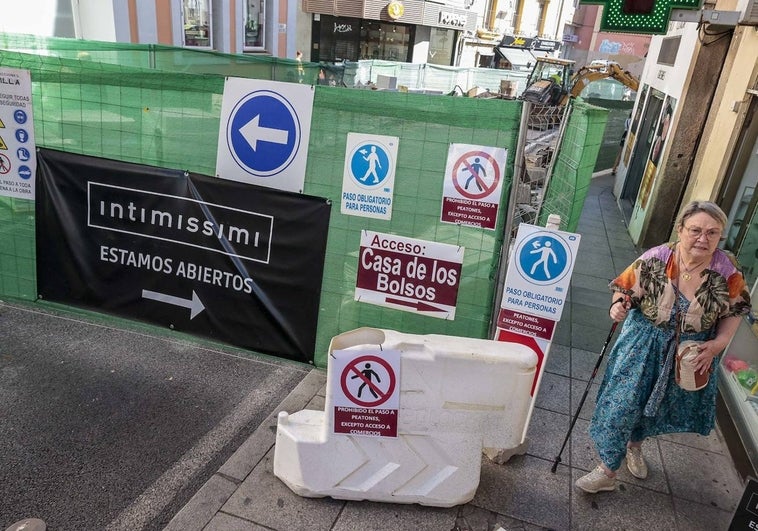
[516,234,570,284]
[216,78,314,193]
[501,223,581,320]
[341,133,398,221]
[349,143,391,187]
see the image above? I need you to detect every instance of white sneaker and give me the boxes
[626,446,648,479]
[575,465,616,493]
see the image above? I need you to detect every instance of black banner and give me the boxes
[36,148,330,363]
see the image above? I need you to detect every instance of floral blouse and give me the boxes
[610,242,752,333]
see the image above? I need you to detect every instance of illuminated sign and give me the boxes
[580,0,700,34]
[387,1,405,20]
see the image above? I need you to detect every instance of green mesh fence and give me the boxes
[0,36,599,367]
[538,100,608,232]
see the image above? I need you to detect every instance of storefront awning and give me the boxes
[494,47,536,70]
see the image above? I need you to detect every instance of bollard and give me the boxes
[273,327,538,507]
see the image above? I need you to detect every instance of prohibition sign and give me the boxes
[0,154,11,175]
[340,354,396,408]
[452,150,501,200]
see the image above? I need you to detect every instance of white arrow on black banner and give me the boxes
[142,289,205,319]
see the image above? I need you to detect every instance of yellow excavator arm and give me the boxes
[570,63,639,97]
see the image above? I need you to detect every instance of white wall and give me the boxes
[73,0,116,41]
[2,0,75,37]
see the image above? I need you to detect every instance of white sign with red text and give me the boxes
[332,348,400,438]
[440,143,506,230]
[355,231,464,319]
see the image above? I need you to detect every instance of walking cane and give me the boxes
[550,299,625,473]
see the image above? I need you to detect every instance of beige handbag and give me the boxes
[675,340,710,391]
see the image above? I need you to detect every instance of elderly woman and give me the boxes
[576,200,752,493]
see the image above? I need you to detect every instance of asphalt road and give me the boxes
[0,300,310,530]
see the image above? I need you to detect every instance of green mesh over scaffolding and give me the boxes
[538,100,608,232]
[0,36,600,367]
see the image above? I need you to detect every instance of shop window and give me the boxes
[428,27,455,66]
[315,16,414,63]
[182,0,211,48]
[318,16,362,62]
[244,0,265,50]
[360,22,413,62]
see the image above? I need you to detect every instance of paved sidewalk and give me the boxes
[166,173,744,530]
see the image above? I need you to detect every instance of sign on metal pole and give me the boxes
[500,224,580,321]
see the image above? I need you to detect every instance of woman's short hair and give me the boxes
[676,200,728,229]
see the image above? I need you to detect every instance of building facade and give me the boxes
[3,0,579,68]
[561,5,651,77]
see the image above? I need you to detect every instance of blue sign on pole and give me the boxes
[516,234,570,284]
[226,90,301,177]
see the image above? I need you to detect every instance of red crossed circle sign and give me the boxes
[0,154,10,175]
[451,150,501,200]
[340,354,396,408]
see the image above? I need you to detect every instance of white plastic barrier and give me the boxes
[273,327,538,507]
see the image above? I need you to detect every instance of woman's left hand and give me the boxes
[692,338,728,374]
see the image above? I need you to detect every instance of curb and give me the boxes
[163,368,327,531]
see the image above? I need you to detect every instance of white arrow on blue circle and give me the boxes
[240,115,289,151]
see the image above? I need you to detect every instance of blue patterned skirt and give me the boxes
[588,301,716,470]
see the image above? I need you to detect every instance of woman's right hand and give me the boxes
[609,296,631,322]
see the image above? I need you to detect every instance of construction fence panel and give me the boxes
[0,36,600,368]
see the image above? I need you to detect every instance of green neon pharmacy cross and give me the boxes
[580,0,701,34]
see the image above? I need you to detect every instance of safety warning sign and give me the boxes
[332,348,400,437]
[440,143,506,230]
[341,132,398,220]
[0,68,36,200]
[500,223,580,321]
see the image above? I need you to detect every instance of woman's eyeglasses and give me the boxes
[684,226,722,241]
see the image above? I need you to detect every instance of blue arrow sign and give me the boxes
[226,90,300,177]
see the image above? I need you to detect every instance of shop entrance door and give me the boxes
[621,92,663,219]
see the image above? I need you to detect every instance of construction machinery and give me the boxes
[521,57,639,106]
